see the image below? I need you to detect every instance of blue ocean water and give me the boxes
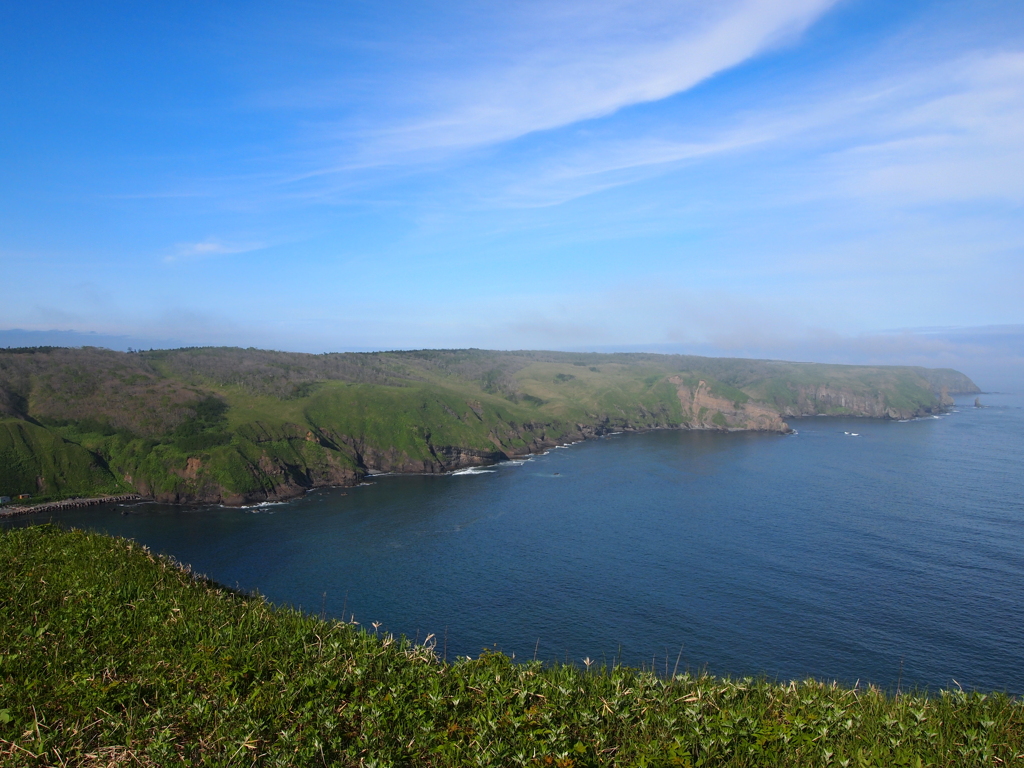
[8,394,1024,693]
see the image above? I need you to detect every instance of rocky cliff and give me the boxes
[670,377,790,432]
[779,385,947,421]
[0,346,980,507]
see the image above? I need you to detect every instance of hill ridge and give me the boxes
[0,346,979,506]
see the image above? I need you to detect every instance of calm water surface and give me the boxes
[9,394,1024,693]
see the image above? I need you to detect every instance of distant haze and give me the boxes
[2,2,1021,389]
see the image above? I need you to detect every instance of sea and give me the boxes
[6,394,1023,694]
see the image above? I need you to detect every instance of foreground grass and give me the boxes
[1,527,1020,767]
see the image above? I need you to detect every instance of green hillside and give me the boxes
[0,346,978,505]
[0,419,125,499]
[0,525,1019,766]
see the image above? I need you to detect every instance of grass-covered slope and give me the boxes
[0,526,1019,767]
[0,418,125,499]
[0,346,978,505]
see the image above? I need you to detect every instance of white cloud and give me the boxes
[462,47,1024,209]
[349,0,839,158]
[490,132,772,208]
[163,238,267,263]
[828,51,1024,205]
[215,6,1024,215]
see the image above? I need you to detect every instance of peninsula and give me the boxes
[0,346,978,506]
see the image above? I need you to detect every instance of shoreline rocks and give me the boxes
[0,494,142,518]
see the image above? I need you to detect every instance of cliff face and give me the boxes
[665,381,955,424]
[0,346,981,507]
[669,377,789,432]
[778,385,946,421]
[329,431,507,475]
[128,450,362,506]
[915,368,981,395]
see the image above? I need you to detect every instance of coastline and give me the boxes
[2,402,962,513]
[0,494,142,518]
[0,346,976,511]
[252,402,955,505]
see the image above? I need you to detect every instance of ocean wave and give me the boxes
[451,467,497,475]
[238,501,287,511]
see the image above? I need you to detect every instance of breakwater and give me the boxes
[0,494,142,518]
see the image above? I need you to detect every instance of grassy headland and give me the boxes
[0,525,1019,766]
[0,346,978,505]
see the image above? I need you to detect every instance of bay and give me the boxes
[8,394,1024,694]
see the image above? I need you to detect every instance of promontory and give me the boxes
[0,346,978,506]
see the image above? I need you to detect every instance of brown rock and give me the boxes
[184,457,202,480]
[669,377,789,433]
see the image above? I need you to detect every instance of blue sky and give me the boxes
[2,1,1022,385]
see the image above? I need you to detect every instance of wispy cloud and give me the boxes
[285,0,839,164]
[460,48,1024,209]
[414,2,825,148]
[144,5,1024,215]
[487,132,772,208]
[826,51,1024,205]
[163,238,268,263]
